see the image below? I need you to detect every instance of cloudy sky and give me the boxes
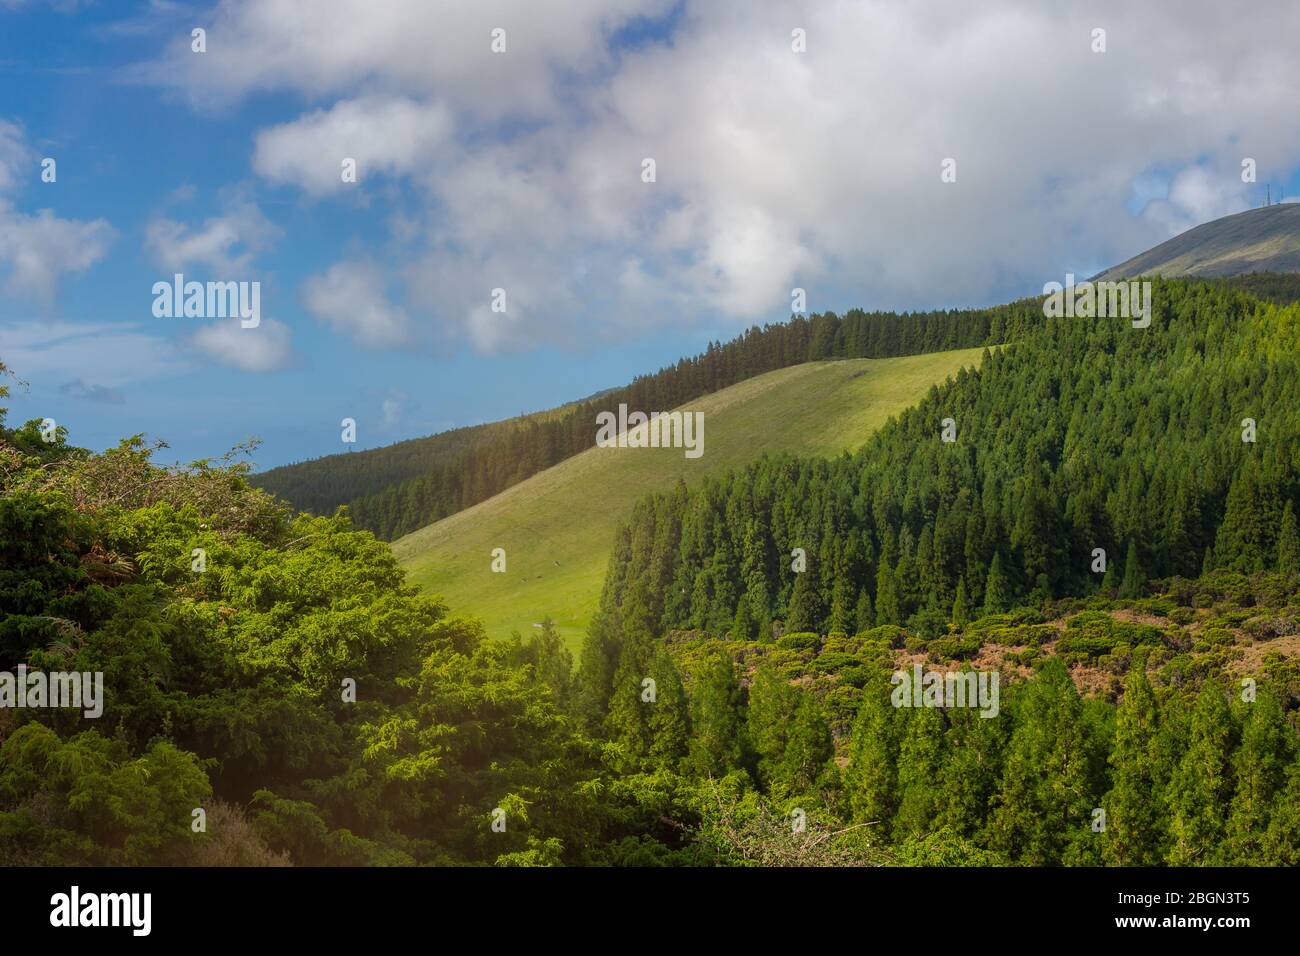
[2,0,1299,468]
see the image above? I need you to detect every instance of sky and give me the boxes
[2,0,1300,470]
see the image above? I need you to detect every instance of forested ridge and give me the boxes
[592,277,1300,642]
[255,303,1039,541]
[5,277,1300,867]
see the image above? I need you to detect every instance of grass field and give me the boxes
[392,350,988,648]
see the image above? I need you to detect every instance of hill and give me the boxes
[254,304,1025,541]
[593,278,1300,653]
[392,349,989,646]
[1097,203,1300,280]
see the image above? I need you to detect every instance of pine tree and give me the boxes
[853,587,874,635]
[780,693,835,798]
[686,653,750,779]
[1277,501,1300,573]
[844,671,900,824]
[828,573,855,636]
[936,702,1008,838]
[604,624,657,763]
[646,649,691,764]
[1224,689,1294,863]
[988,659,1095,864]
[730,597,758,641]
[1119,539,1143,599]
[1167,682,1237,865]
[747,665,799,793]
[875,560,900,625]
[894,705,947,839]
[951,578,970,627]
[785,562,823,633]
[982,552,1008,617]
[1260,758,1300,865]
[1102,663,1165,865]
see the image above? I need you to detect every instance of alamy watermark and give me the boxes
[152,273,260,328]
[891,664,999,718]
[1042,274,1151,328]
[0,665,103,718]
[595,403,704,459]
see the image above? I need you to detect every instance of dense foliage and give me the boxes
[594,279,1300,642]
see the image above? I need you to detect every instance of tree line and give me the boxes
[256,302,1041,540]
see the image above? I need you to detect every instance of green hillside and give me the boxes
[255,305,1019,541]
[392,349,988,646]
[1097,203,1300,280]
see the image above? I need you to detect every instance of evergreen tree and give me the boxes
[828,573,855,636]
[780,694,836,798]
[951,578,970,627]
[1260,758,1300,865]
[936,702,1008,838]
[1224,689,1294,863]
[875,560,900,626]
[785,563,824,633]
[989,659,1095,864]
[1167,682,1237,865]
[686,653,750,779]
[1119,539,1144,599]
[1102,663,1165,865]
[853,587,874,635]
[894,705,947,839]
[844,671,900,824]
[730,597,759,641]
[747,665,799,794]
[604,624,657,763]
[646,649,691,764]
[982,552,1008,617]
[1278,501,1300,574]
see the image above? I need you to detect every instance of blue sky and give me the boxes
[2,0,1299,470]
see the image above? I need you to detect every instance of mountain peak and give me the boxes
[1097,202,1300,281]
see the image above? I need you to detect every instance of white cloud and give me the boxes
[139,0,676,117]
[189,317,293,372]
[0,200,114,302]
[253,97,452,195]
[301,261,410,349]
[0,120,114,304]
[144,196,279,274]
[146,0,1300,351]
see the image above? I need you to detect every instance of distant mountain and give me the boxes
[1097,202,1300,281]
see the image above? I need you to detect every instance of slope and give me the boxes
[392,349,988,647]
[1097,203,1300,281]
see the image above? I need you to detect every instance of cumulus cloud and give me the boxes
[138,0,676,117]
[145,0,1300,352]
[0,120,114,304]
[145,196,280,274]
[0,200,114,302]
[189,317,294,372]
[253,97,453,195]
[301,261,410,349]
